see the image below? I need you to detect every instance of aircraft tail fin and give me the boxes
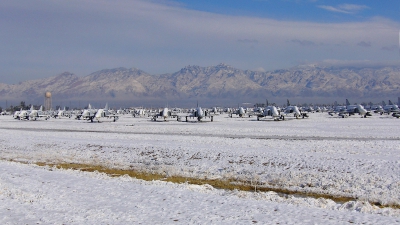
[389,100,394,105]
[105,103,109,110]
[287,99,290,106]
[382,101,386,106]
[346,99,351,106]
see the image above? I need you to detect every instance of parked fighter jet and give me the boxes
[257,106,283,121]
[94,103,119,122]
[229,106,253,118]
[151,107,180,121]
[178,103,214,122]
[29,106,50,120]
[17,106,33,120]
[383,100,400,114]
[284,100,308,119]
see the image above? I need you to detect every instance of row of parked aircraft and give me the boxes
[8,99,400,122]
[328,99,400,118]
[13,104,119,122]
[11,103,214,122]
[227,100,309,121]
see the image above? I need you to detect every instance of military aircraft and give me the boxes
[178,103,214,122]
[383,100,400,114]
[94,103,119,122]
[17,106,33,120]
[29,106,50,120]
[229,106,254,118]
[284,99,308,119]
[151,107,180,121]
[75,104,97,121]
[257,106,283,121]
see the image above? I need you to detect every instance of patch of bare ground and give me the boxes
[29,161,399,210]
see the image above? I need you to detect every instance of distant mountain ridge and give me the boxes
[1,63,399,106]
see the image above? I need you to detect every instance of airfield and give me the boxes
[0,112,399,224]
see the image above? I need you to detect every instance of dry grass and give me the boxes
[33,161,400,209]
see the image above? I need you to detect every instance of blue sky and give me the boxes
[175,0,399,22]
[0,0,399,84]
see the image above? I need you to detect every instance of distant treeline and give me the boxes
[4,101,74,113]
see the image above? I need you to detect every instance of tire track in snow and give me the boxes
[1,127,399,141]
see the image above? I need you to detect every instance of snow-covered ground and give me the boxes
[0,113,399,224]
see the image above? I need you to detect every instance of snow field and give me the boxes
[0,160,399,224]
[0,113,399,222]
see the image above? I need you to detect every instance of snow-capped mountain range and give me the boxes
[1,63,399,106]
